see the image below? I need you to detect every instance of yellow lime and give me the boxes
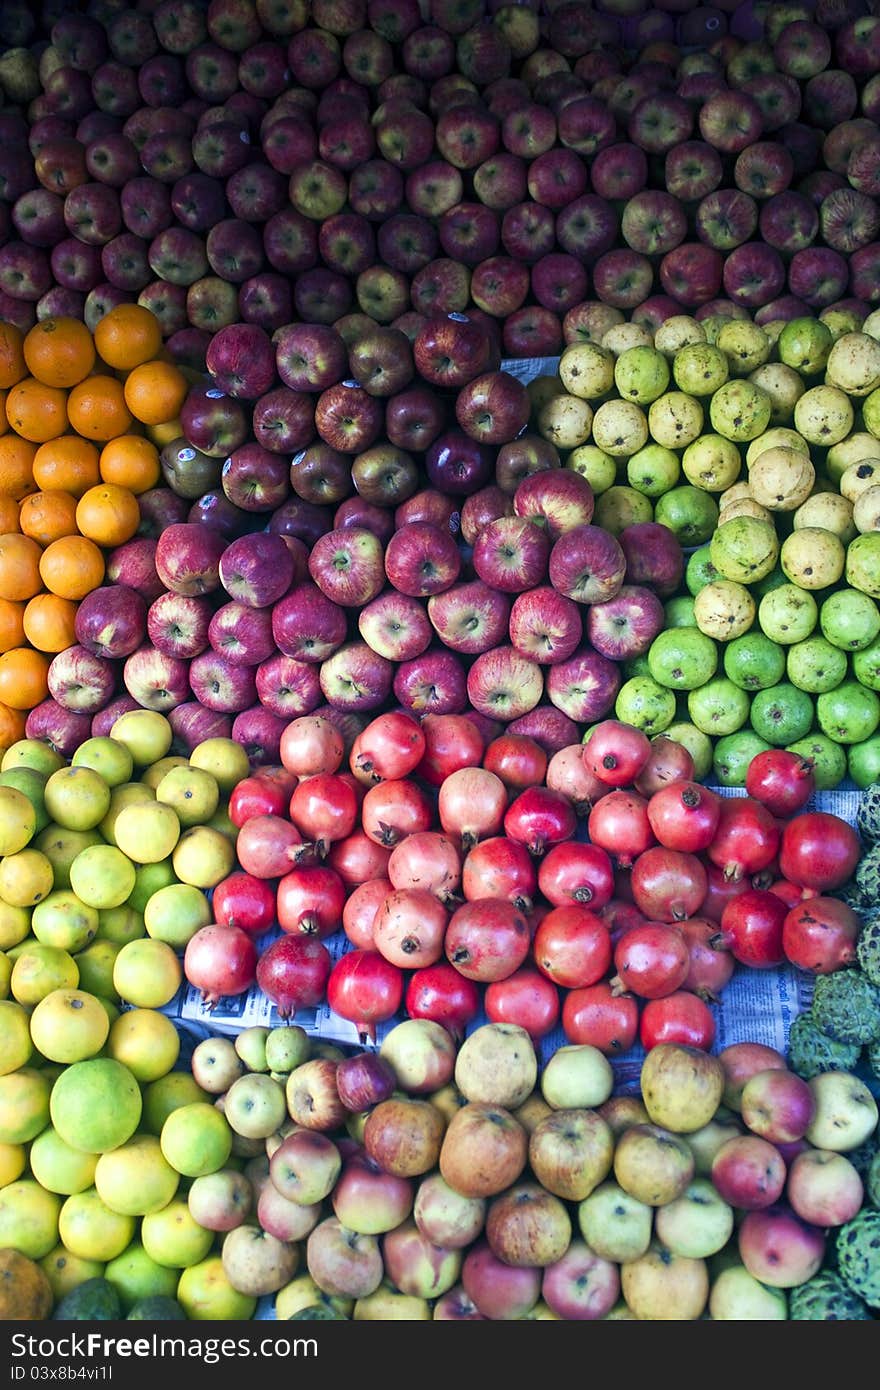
[0,1067,51,1143]
[0,902,30,950]
[0,1179,61,1259]
[40,1245,104,1302]
[159,1102,231,1178]
[0,998,33,1074]
[172,825,234,889]
[112,937,182,1008]
[11,943,78,1006]
[140,1198,214,1270]
[143,882,212,948]
[32,890,98,952]
[72,940,120,1000]
[0,1141,25,1187]
[71,736,134,788]
[29,988,110,1064]
[29,1127,99,1196]
[109,710,172,767]
[43,767,112,832]
[106,1007,179,1083]
[140,755,189,792]
[189,738,249,793]
[141,1072,208,1136]
[1,740,65,776]
[155,766,219,828]
[68,844,136,910]
[95,905,145,945]
[0,785,36,855]
[113,801,180,864]
[49,1057,142,1155]
[126,858,176,914]
[95,1134,179,1216]
[0,848,54,908]
[58,1187,136,1262]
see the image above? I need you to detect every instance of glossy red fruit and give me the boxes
[404,962,481,1039]
[679,917,735,1003]
[782,897,861,974]
[630,847,707,922]
[444,897,531,983]
[417,713,486,786]
[611,922,690,999]
[350,710,426,784]
[361,778,433,847]
[582,718,651,787]
[587,789,655,867]
[211,871,276,935]
[326,948,405,1041]
[718,889,788,969]
[255,934,332,1022]
[484,967,560,1040]
[700,861,753,923]
[639,991,716,1050]
[561,982,640,1055]
[503,785,577,856]
[276,866,346,939]
[483,732,548,789]
[342,877,391,949]
[777,812,861,891]
[745,748,815,817]
[532,903,613,990]
[705,796,780,882]
[536,841,615,910]
[289,772,359,853]
[462,836,537,911]
[372,887,449,969]
[646,781,721,853]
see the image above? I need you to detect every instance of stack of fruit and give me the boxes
[2,0,880,363]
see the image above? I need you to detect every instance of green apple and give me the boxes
[712,729,773,786]
[681,434,742,493]
[614,677,676,736]
[709,1265,788,1320]
[614,346,670,404]
[717,320,771,375]
[672,343,729,397]
[750,683,815,745]
[758,585,818,645]
[654,1179,734,1259]
[687,678,751,737]
[777,317,833,374]
[540,1045,613,1110]
[786,636,849,693]
[709,380,772,442]
[793,385,854,446]
[780,527,845,589]
[577,1181,652,1264]
[626,443,680,498]
[71,737,133,789]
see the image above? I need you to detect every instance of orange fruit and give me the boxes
[0,498,19,534]
[23,318,96,390]
[99,436,160,494]
[0,648,50,711]
[66,376,132,443]
[0,704,26,749]
[0,325,27,392]
[38,535,105,601]
[0,437,37,501]
[0,534,44,602]
[94,305,163,372]
[19,492,79,548]
[32,436,101,498]
[23,593,78,654]
[75,484,140,548]
[0,600,25,654]
[122,361,189,428]
[0,391,9,435]
[5,379,68,444]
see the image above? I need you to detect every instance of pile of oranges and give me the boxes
[0,307,191,749]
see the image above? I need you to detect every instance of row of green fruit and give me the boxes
[525,315,880,791]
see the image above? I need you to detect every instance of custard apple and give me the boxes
[858,782,880,845]
[836,1208,880,1309]
[787,1012,862,1079]
[857,915,880,988]
[811,969,880,1047]
[855,844,880,904]
[789,1271,873,1320]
